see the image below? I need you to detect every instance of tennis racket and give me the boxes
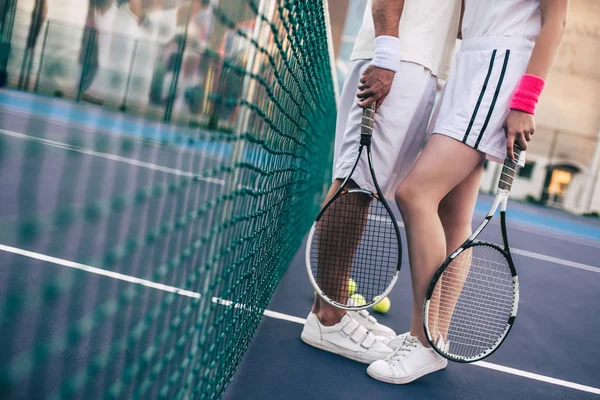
[306,104,402,311]
[424,144,522,362]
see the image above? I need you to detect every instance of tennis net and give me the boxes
[0,0,337,398]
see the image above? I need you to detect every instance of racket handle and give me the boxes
[361,104,375,143]
[498,143,522,191]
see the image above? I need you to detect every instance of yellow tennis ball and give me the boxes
[350,294,366,306]
[348,278,357,295]
[372,296,391,313]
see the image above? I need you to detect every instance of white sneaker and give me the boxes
[346,298,396,337]
[379,332,409,350]
[349,309,396,337]
[367,335,448,384]
[301,313,394,364]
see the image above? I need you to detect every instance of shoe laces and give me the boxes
[387,336,419,364]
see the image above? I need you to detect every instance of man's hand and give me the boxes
[503,110,535,161]
[356,65,395,110]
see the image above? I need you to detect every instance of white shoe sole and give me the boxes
[366,358,448,384]
[300,331,389,365]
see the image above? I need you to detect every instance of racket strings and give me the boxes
[310,192,399,305]
[427,245,515,360]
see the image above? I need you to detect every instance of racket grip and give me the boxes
[498,143,522,191]
[361,104,375,138]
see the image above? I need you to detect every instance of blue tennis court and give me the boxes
[1,92,599,399]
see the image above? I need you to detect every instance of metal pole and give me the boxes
[18,48,30,89]
[0,0,18,87]
[77,26,95,102]
[23,47,35,90]
[33,21,50,93]
[20,0,46,90]
[120,38,138,111]
[163,3,194,122]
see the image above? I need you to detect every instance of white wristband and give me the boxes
[372,36,401,72]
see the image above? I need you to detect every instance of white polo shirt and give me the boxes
[350,0,461,81]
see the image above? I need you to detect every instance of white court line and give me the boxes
[485,215,600,250]
[368,204,600,249]
[510,248,599,273]
[372,217,600,272]
[396,217,600,251]
[472,361,600,395]
[2,243,599,396]
[263,309,307,325]
[0,103,217,157]
[0,106,195,154]
[0,128,226,185]
[0,244,202,299]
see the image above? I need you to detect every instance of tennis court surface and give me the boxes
[0,91,599,400]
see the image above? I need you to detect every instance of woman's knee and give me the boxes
[395,180,434,213]
[438,204,472,235]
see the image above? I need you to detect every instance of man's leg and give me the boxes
[311,178,367,326]
[302,180,394,366]
[394,134,485,346]
[302,59,436,362]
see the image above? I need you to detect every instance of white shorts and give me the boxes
[429,36,533,165]
[333,60,437,199]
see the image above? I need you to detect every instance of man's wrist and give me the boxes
[372,36,401,72]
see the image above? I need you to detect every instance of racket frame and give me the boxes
[423,146,522,363]
[305,105,402,311]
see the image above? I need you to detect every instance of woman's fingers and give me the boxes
[516,131,529,151]
[506,133,516,161]
[504,110,535,160]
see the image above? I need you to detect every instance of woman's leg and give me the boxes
[434,160,485,342]
[438,163,484,257]
[395,134,485,346]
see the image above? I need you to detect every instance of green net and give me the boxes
[0,0,336,398]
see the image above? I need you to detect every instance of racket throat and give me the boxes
[488,190,509,217]
[360,134,372,146]
[464,191,509,243]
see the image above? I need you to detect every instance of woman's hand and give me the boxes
[356,65,395,111]
[503,110,535,161]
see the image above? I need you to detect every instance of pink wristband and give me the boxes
[509,74,545,115]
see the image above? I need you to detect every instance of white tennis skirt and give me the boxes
[429,36,534,165]
[333,59,437,199]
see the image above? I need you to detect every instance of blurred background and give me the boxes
[1,0,262,132]
[1,0,599,215]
